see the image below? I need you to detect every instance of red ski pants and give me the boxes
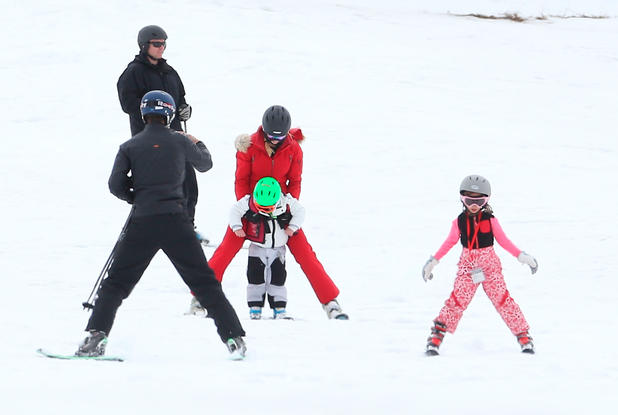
[208,227,340,304]
[436,247,529,335]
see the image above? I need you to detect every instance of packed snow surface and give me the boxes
[2,1,617,414]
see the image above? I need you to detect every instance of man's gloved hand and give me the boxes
[178,103,192,121]
[422,256,439,282]
[518,251,538,274]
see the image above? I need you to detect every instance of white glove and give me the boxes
[518,251,538,274]
[422,256,439,282]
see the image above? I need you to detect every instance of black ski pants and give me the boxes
[86,213,245,342]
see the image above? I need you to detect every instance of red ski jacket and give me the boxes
[234,126,304,200]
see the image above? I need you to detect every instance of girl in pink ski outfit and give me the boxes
[422,175,538,356]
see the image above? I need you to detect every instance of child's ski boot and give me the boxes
[249,306,262,320]
[322,299,349,320]
[425,321,447,356]
[273,307,287,319]
[76,330,108,357]
[517,331,535,354]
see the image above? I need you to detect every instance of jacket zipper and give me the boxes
[270,219,276,248]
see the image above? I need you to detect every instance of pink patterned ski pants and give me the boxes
[436,246,529,335]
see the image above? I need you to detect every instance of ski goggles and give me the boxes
[255,203,276,215]
[265,132,287,141]
[460,195,489,208]
[148,41,166,48]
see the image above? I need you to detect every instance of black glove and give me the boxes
[178,103,192,121]
[276,211,292,228]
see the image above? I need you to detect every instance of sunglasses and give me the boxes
[460,195,489,208]
[149,41,166,48]
[266,133,286,141]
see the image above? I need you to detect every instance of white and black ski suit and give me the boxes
[229,194,305,308]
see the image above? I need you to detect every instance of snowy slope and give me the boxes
[2,1,618,414]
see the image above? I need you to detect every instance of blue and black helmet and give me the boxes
[140,90,176,125]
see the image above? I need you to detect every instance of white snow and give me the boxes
[2,0,618,413]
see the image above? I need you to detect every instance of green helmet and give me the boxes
[253,177,281,209]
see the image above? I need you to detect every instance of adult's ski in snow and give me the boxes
[36,348,124,362]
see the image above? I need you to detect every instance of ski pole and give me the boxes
[183,120,187,133]
[82,207,135,310]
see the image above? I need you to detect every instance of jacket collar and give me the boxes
[134,53,172,73]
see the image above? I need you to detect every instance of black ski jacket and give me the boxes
[108,123,212,217]
[117,53,187,135]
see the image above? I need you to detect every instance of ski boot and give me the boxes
[226,337,247,359]
[186,296,206,316]
[76,330,108,357]
[322,299,349,320]
[517,331,535,354]
[194,227,210,246]
[249,306,262,320]
[425,321,447,356]
[273,307,287,319]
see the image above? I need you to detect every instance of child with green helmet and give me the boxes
[229,177,306,319]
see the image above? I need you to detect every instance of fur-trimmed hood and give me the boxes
[234,133,252,153]
[235,127,305,153]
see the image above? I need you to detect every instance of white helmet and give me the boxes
[460,175,491,196]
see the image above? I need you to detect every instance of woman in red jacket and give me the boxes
[201,105,347,320]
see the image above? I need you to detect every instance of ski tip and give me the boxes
[334,314,349,320]
[425,349,439,357]
[228,351,246,361]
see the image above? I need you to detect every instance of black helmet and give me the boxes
[262,105,291,137]
[138,25,168,51]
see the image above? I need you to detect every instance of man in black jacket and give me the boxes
[77,91,246,359]
[117,25,191,135]
[117,25,201,228]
